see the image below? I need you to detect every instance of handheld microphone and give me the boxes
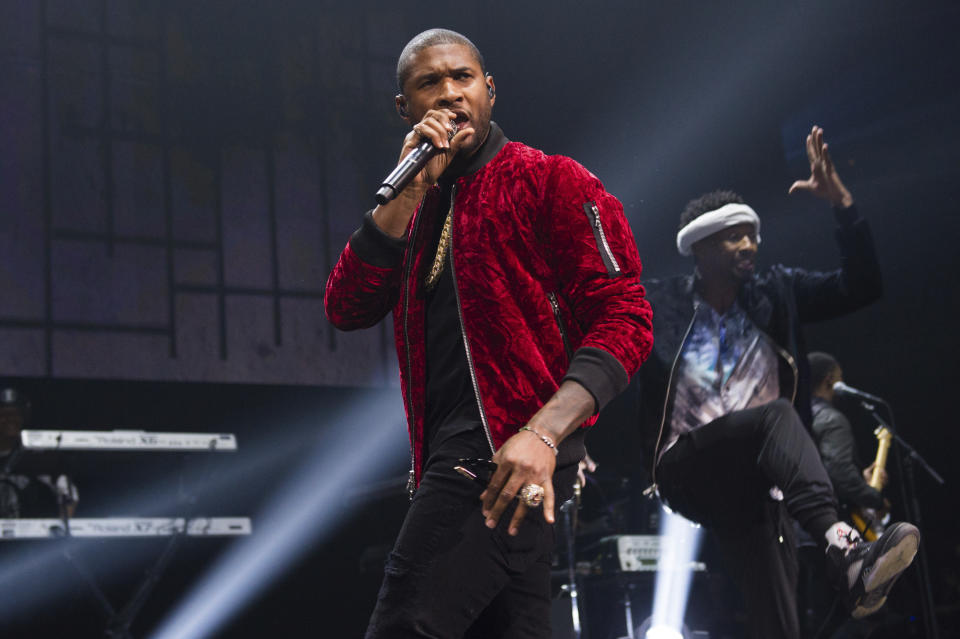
[375,124,459,205]
[832,381,885,404]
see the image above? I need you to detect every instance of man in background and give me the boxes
[631,126,919,638]
[798,352,893,637]
[0,386,78,519]
[808,352,889,526]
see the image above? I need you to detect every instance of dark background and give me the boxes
[1,1,958,637]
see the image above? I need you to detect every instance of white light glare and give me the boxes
[648,505,703,636]
[645,624,685,639]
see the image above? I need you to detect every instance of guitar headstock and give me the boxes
[874,426,892,444]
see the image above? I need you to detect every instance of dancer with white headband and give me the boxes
[629,126,919,639]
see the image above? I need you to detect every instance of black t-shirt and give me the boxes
[422,179,486,467]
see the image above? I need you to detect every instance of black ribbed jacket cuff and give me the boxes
[834,203,859,227]
[562,346,629,415]
[348,210,407,268]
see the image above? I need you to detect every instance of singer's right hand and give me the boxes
[373,109,473,238]
[404,109,475,183]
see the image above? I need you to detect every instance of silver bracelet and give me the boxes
[520,425,559,456]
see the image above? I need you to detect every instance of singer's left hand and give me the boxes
[481,429,556,536]
[480,380,594,535]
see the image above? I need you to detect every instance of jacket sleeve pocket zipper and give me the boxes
[548,291,574,361]
[582,202,622,277]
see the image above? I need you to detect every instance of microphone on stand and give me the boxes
[375,123,459,205]
[832,381,886,404]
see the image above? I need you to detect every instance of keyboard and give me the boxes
[19,430,238,452]
[0,517,252,539]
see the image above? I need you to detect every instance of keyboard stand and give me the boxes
[2,429,249,637]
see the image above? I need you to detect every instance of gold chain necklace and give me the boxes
[424,209,453,291]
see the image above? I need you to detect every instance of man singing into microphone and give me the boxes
[325,29,653,638]
[631,127,919,638]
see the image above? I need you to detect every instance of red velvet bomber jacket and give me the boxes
[325,124,653,487]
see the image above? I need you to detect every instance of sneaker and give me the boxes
[826,521,920,618]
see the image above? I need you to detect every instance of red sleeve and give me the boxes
[542,156,654,408]
[324,212,405,330]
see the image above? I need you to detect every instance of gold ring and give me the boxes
[520,483,545,508]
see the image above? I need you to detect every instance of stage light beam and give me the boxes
[148,390,408,639]
[647,504,703,638]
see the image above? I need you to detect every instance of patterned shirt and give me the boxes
[665,297,780,452]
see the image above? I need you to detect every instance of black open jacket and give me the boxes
[631,205,882,483]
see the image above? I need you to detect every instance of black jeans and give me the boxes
[657,399,839,639]
[365,433,557,639]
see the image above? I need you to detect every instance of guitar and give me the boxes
[850,425,892,541]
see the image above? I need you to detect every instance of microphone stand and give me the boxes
[860,400,944,639]
[560,484,583,639]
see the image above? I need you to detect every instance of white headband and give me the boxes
[676,202,761,256]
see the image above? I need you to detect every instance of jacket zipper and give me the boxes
[402,200,429,499]
[548,291,574,361]
[582,202,621,276]
[768,336,799,405]
[448,185,497,456]
[647,310,697,494]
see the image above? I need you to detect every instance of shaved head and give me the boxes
[396,28,486,93]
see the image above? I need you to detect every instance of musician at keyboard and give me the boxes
[0,387,78,519]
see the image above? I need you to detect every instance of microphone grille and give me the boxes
[447,121,461,141]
